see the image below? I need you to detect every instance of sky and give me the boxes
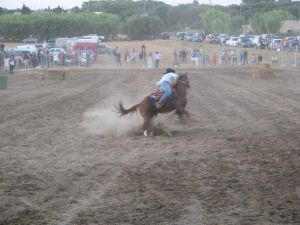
[0,0,241,10]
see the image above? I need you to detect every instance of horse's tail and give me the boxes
[116,101,139,117]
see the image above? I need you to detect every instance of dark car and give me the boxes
[176,32,186,41]
[237,37,255,48]
[98,44,112,54]
[160,32,170,40]
[191,34,203,42]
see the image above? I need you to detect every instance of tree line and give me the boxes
[0,0,299,41]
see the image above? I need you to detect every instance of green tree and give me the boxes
[52,6,63,14]
[193,0,199,6]
[230,15,245,34]
[125,15,163,40]
[71,6,81,13]
[200,8,232,34]
[0,13,119,41]
[21,4,31,14]
[153,5,169,26]
[250,9,295,33]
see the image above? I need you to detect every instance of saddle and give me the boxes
[149,89,163,103]
[149,89,177,104]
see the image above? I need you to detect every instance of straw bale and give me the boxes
[252,63,275,79]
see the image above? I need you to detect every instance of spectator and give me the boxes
[8,55,16,75]
[154,51,161,68]
[0,44,4,70]
[113,46,119,64]
[211,52,217,65]
[147,52,153,69]
[116,48,121,66]
[251,53,257,64]
[257,54,263,62]
[173,49,179,68]
[50,53,54,67]
[140,44,146,63]
[240,51,244,65]
[130,49,136,64]
[243,50,248,65]
[124,49,129,63]
[191,48,199,67]
[231,50,237,65]
[86,51,91,67]
[23,53,30,69]
[31,53,38,68]
[179,49,187,63]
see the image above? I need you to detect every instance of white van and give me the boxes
[13,45,37,55]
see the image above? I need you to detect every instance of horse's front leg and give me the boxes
[176,107,190,119]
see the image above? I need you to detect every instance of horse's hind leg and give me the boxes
[143,117,153,137]
[139,99,154,136]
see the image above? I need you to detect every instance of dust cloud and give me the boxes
[81,103,186,137]
[81,97,144,136]
[82,107,144,137]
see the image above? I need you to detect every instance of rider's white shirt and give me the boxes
[156,72,179,87]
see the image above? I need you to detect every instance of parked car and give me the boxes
[282,37,298,47]
[86,34,103,42]
[218,34,230,45]
[191,34,203,42]
[97,44,111,54]
[13,45,38,56]
[46,42,55,49]
[184,33,194,41]
[176,32,186,41]
[205,34,219,44]
[226,36,239,46]
[249,35,261,48]
[48,48,66,56]
[237,37,255,48]
[160,32,170,40]
[269,38,282,50]
[22,36,38,44]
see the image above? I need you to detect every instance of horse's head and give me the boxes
[178,72,190,88]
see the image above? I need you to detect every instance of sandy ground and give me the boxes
[0,40,300,225]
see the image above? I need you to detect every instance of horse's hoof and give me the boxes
[143,130,148,137]
[144,130,153,137]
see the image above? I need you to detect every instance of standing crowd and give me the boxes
[110,44,264,69]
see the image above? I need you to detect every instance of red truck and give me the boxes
[70,38,98,59]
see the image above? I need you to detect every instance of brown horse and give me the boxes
[116,72,190,136]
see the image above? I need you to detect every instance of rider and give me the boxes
[155,68,179,108]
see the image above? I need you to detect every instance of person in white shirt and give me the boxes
[8,55,16,75]
[154,51,161,68]
[155,68,178,108]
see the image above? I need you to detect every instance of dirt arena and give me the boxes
[0,40,300,225]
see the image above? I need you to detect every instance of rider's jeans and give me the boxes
[159,81,171,104]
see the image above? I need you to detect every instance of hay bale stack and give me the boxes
[252,63,274,79]
[46,69,68,80]
[27,69,68,81]
[27,72,46,80]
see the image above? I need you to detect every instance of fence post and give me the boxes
[294,45,298,67]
